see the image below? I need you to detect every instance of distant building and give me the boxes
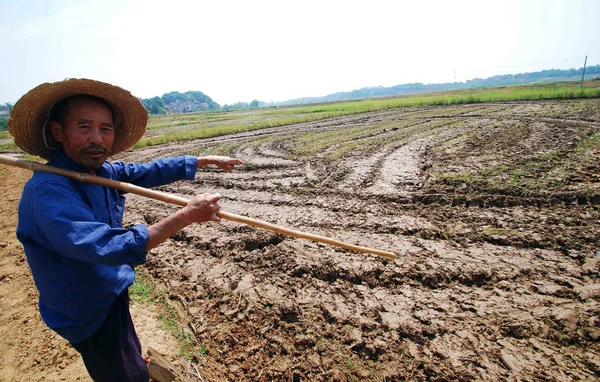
[0,106,9,117]
[166,99,210,113]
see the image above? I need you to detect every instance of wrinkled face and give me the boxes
[50,97,115,172]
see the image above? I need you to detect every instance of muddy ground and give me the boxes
[1,99,599,381]
[116,100,600,380]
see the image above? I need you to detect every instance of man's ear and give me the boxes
[49,121,64,143]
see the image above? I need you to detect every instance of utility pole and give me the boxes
[454,69,457,83]
[580,55,588,89]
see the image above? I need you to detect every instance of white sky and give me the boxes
[1,0,599,105]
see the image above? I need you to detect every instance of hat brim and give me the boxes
[8,78,148,160]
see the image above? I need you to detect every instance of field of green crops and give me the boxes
[1,82,599,154]
[136,83,600,148]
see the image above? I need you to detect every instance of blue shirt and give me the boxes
[16,151,198,343]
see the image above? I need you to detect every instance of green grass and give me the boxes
[437,172,473,185]
[190,134,297,158]
[129,271,155,304]
[288,124,381,158]
[0,141,17,151]
[433,133,474,153]
[283,85,600,112]
[577,132,600,152]
[434,148,572,195]
[156,305,207,361]
[2,84,599,152]
[130,269,207,361]
[23,154,43,161]
[285,118,458,161]
[134,84,600,148]
[572,132,600,188]
[191,140,247,157]
[324,119,458,161]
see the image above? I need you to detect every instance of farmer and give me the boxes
[9,78,244,381]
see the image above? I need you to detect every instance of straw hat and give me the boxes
[9,78,148,160]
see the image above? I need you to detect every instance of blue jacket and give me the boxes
[16,151,197,343]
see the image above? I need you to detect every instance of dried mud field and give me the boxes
[116,99,600,381]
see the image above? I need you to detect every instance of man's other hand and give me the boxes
[198,156,245,172]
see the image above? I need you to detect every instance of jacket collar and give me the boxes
[48,150,110,176]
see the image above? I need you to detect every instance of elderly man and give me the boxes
[9,79,244,381]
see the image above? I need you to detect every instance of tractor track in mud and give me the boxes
[116,99,600,381]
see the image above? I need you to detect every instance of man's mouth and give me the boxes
[82,146,108,158]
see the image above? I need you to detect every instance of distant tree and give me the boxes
[161,91,183,104]
[149,103,160,114]
[5,103,13,113]
[222,102,250,110]
[152,96,164,107]
[250,100,259,108]
[141,96,167,115]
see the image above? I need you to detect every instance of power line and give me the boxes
[469,55,600,73]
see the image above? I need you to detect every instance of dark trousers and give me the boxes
[71,289,149,382]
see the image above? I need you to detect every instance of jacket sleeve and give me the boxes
[109,156,198,188]
[30,181,149,266]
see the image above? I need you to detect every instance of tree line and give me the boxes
[222,100,260,110]
[4,64,595,121]
[279,65,600,105]
[137,64,600,113]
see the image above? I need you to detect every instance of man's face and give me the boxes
[50,97,115,172]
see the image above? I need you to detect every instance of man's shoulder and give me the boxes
[18,172,79,224]
[23,171,76,194]
[27,169,72,183]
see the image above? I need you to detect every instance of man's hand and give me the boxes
[183,193,222,223]
[198,156,245,172]
[146,193,222,251]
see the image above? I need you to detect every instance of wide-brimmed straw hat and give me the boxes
[9,78,148,160]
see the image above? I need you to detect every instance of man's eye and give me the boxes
[78,125,89,129]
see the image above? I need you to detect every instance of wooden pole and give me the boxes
[580,55,588,89]
[0,154,397,260]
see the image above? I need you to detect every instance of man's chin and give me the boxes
[78,155,107,171]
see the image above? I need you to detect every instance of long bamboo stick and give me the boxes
[0,154,397,260]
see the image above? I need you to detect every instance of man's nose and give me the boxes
[88,121,104,144]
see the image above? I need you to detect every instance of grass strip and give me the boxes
[3,84,599,151]
[130,269,207,362]
[136,85,600,148]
